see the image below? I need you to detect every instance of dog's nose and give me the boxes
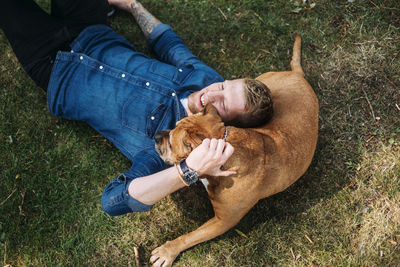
[154,132,163,144]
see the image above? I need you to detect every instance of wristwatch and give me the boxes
[179,159,199,185]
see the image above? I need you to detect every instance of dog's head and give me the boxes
[155,104,225,165]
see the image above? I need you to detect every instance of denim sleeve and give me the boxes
[148,24,203,68]
[101,149,170,216]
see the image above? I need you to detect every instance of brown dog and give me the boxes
[151,34,318,267]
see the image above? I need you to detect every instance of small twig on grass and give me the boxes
[290,247,296,259]
[134,247,142,267]
[17,189,27,226]
[390,51,399,66]
[234,229,249,238]
[0,189,16,206]
[361,88,376,121]
[253,54,263,64]
[369,0,379,9]
[252,11,265,24]
[260,49,271,54]
[217,8,227,20]
[3,240,7,266]
[305,234,313,243]
[395,103,400,111]
[332,69,342,87]
[383,75,399,89]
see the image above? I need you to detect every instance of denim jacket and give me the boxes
[47,24,223,215]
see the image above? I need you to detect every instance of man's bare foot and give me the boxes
[108,0,135,12]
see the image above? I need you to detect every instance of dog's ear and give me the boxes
[185,130,205,150]
[203,103,220,118]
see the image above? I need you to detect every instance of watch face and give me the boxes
[184,171,198,184]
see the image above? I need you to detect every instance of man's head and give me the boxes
[187,78,273,128]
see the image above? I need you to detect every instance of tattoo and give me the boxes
[130,2,161,37]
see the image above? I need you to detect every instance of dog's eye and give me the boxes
[182,140,192,151]
[168,138,173,149]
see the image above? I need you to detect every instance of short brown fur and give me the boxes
[151,34,319,267]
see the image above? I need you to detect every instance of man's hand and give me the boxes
[108,0,161,37]
[108,0,136,12]
[186,138,236,177]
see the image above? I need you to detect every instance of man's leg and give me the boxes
[51,0,110,39]
[0,0,110,90]
[0,0,71,89]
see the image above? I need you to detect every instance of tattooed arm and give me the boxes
[109,0,161,37]
[108,0,208,67]
[130,1,161,37]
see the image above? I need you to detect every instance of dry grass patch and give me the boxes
[355,144,400,260]
[321,35,399,116]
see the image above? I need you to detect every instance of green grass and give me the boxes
[1,0,399,266]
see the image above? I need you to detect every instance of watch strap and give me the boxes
[179,159,199,185]
[175,164,190,186]
[179,159,191,174]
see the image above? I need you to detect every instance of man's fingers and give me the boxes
[222,142,234,158]
[209,138,218,150]
[201,138,211,147]
[216,165,238,176]
[217,170,237,177]
[215,139,225,156]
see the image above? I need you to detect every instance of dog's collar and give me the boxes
[222,127,228,141]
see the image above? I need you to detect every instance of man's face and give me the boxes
[187,79,246,122]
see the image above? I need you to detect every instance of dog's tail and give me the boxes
[290,34,304,75]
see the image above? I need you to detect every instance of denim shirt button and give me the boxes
[178,68,183,72]
[151,116,155,120]
[99,65,103,70]
[79,56,83,60]
[121,73,126,78]
[146,82,150,86]
[171,92,176,97]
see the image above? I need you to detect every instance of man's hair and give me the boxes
[228,78,273,128]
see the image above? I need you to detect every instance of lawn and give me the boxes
[1,0,399,266]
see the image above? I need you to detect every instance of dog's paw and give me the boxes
[150,242,179,267]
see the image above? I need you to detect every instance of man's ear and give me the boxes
[203,103,220,117]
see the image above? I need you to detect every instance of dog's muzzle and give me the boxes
[154,130,173,163]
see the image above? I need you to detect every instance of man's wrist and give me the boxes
[129,1,139,10]
[175,164,190,186]
[179,159,199,185]
[185,158,202,176]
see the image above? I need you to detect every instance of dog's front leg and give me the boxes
[149,216,238,267]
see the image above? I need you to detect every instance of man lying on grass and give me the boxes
[0,0,273,215]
